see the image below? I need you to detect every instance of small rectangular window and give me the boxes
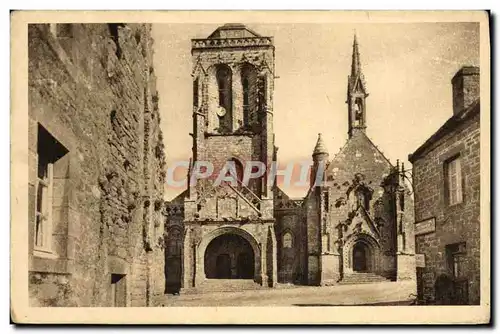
[324,192,329,212]
[445,155,463,205]
[193,78,199,107]
[111,274,127,307]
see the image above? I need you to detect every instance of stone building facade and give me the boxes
[409,66,481,305]
[28,23,166,306]
[164,25,416,293]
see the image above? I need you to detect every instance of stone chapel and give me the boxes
[164,24,416,293]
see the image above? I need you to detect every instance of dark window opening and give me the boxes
[243,77,250,126]
[215,65,232,132]
[216,65,231,110]
[354,98,363,126]
[241,63,258,129]
[193,78,199,107]
[324,192,329,212]
[110,274,126,307]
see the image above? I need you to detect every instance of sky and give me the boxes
[152,22,480,200]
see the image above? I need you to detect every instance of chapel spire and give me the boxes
[351,33,362,78]
[347,33,368,138]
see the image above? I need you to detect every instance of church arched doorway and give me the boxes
[352,242,370,272]
[204,233,255,279]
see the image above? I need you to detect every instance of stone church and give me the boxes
[164,24,416,293]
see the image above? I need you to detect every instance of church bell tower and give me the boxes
[347,34,369,137]
[180,24,278,289]
[189,24,276,202]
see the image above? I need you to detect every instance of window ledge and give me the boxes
[33,249,59,260]
[446,201,465,210]
[29,254,73,274]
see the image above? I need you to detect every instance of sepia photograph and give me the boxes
[10,10,490,324]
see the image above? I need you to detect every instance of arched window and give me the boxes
[283,231,293,248]
[242,77,249,126]
[241,63,258,128]
[354,98,363,126]
[224,158,244,187]
[216,65,232,113]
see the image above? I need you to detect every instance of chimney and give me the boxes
[451,66,480,116]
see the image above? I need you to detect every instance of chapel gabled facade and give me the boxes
[301,35,416,285]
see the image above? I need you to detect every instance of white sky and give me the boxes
[152,22,480,200]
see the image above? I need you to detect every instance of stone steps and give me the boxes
[340,272,392,285]
[181,279,265,295]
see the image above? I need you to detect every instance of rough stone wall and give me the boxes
[28,23,165,307]
[203,135,261,180]
[305,188,321,284]
[412,110,480,304]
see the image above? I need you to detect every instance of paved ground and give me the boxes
[158,281,417,307]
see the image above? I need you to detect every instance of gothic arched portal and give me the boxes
[204,233,255,279]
